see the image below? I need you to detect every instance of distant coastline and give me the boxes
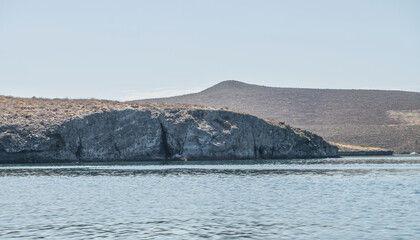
[338,151,394,157]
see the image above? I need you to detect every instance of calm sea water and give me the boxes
[1,156,420,239]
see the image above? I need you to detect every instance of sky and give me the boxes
[1,0,419,100]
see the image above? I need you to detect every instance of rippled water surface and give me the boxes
[1,156,420,239]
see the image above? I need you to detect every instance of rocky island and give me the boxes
[0,96,338,163]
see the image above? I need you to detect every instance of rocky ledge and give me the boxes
[338,151,393,156]
[0,97,338,163]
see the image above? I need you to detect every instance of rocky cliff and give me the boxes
[0,97,338,163]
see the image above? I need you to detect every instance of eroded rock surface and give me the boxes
[0,98,337,163]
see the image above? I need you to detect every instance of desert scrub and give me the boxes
[0,96,273,131]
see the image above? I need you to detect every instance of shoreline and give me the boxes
[338,150,394,157]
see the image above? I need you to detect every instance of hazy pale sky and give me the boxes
[1,0,419,100]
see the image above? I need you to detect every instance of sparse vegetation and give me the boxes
[0,95,277,139]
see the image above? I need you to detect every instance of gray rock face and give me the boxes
[0,108,338,163]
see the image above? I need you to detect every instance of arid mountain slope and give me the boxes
[138,81,420,153]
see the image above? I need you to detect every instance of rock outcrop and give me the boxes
[0,97,338,163]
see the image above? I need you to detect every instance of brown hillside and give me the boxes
[136,81,420,153]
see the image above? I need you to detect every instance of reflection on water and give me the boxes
[2,156,420,177]
[1,156,420,239]
[1,166,420,178]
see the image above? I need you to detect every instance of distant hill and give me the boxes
[136,81,420,153]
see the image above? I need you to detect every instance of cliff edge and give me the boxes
[0,96,338,163]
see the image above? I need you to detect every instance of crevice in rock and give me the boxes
[258,146,264,159]
[180,129,188,156]
[250,124,259,159]
[254,145,258,159]
[114,143,122,157]
[252,133,258,159]
[75,134,83,160]
[160,123,172,159]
